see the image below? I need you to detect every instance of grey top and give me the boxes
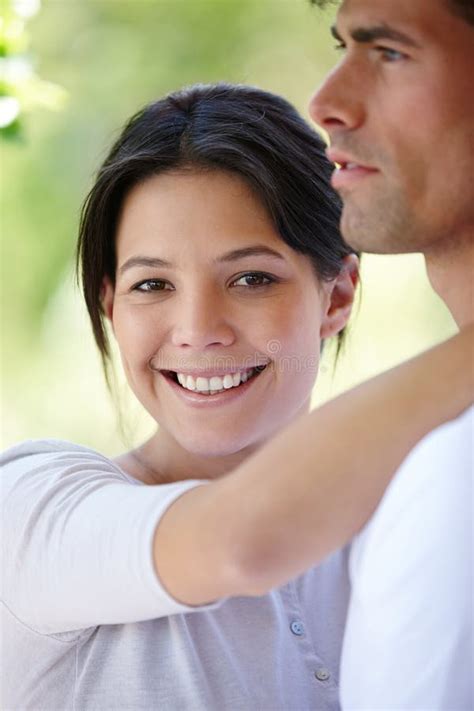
[1,440,350,710]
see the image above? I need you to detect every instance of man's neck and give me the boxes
[425,235,474,329]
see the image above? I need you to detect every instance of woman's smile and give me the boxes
[158,363,269,407]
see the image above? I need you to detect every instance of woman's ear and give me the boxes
[320,254,359,339]
[101,276,115,323]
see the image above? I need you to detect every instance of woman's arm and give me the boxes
[1,443,211,633]
[154,324,474,605]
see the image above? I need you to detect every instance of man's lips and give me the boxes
[326,148,379,190]
[331,164,379,191]
[326,148,377,171]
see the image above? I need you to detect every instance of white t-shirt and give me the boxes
[1,439,350,710]
[340,407,473,710]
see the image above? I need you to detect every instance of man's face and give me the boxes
[309,0,474,255]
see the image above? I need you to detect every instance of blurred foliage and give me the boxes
[0,0,67,139]
[1,0,455,452]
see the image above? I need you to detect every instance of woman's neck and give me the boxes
[116,397,313,485]
[116,428,261,485]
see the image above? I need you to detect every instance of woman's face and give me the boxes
[104,169,355,457]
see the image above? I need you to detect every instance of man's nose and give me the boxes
[309,61,364,134]
[170,289,236,350]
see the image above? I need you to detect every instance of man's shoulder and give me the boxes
[372,403,472,509]
[405,404,473,470]
[373,403,472,506]
[349,406,473,586]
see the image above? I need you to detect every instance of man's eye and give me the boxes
[133,279,173,292]
[231,272,274,288]
[375,46,407,62]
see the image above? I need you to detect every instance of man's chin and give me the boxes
[340,201,412,255]
[340,203,373,251]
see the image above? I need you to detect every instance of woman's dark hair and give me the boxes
[77,83,355,380]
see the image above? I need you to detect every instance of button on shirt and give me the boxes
[290,620,305,636]
[1,440,351,711]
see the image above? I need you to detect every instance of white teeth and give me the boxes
[346,162,358,170]
[223,374,234,389]
[209,376,222,390]
[195,377,209,392]
[172,367,264,394]
[185,375,196,391]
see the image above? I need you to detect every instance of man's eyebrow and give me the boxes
[119,246,285,274]
[331,23,420,48]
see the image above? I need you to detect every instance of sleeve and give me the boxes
[0,440,222,635]
[339,408,473,711]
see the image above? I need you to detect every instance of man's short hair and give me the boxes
[309,0,474,27]
[448,0,474,25]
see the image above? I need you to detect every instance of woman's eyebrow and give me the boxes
[216,245,286,263]
[119,246,286,274]
[119,256,172,274]
[331,23,420,49]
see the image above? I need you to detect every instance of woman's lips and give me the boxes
[160,366,267,408]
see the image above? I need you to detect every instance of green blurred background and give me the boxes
[1,0,456,455]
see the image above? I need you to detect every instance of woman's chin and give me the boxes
[173,430,260,461]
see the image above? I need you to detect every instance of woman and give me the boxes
[1,84,472,710]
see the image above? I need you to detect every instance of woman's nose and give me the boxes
[170,290,236,350]
[309,61,365,134]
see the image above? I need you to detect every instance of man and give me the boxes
[309,0,473,708]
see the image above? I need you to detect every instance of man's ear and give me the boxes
[320,254,359,339]
[101,276,115,323]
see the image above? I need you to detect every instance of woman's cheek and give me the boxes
[113,308,155,373]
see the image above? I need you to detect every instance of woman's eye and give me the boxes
[375,46,407,62]
[231,272,274,288]
[333,41,346,52]
[133,279,173,292]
